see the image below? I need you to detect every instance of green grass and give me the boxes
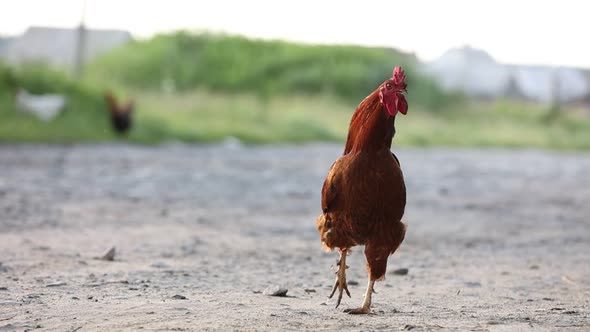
[133,90,347,143]
[1,32,589,150]
[3,88,589,150]
[85,31,454,110]
[397,101,590,150]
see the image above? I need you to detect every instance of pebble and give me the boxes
[151,262,171,269]
[172,294,188,300]
[392,268,409,276]
[101,247,116,261]
[263,285,288,297]
[464,281,482,288]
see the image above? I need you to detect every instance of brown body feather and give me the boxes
[317,89,407,281]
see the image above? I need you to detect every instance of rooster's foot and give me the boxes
[328,249,350,308]
[344,306,371,314]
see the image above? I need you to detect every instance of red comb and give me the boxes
[393,66,406,85]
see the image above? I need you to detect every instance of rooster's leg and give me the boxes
[328,248,350,308]
[344,278,375,314]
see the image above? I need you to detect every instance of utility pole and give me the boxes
[542,67,562,122]
[549,67,561,119]
[74,0,88,80]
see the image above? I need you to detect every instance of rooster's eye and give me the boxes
[386,83,392,89]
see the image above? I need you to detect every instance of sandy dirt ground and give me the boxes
[0,143,589,331]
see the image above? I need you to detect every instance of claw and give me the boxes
[344,306,371,314]
[329,250,351,308]
[344,279,375,314]
[329,277,351,308]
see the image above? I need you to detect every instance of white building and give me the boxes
[422,46,590,103]
[0,26,132,70]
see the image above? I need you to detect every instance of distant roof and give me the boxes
[0,36,15,49]
[0,26,132,68]
[423,46,510,98]
[422,46,590,102]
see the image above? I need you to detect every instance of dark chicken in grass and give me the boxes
[317,66,408,314]
[104,91,134,135]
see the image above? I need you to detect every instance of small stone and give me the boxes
[101,247,116,261]
[0,262,9,272]
[0,286,8,291]
[263,285,288,297]
[304,288,316,293]
[71,296,80,300]
[529,265,540,270]
[464,281,482,288]
[172,294,188,300]
[348,280,359,286]
[46,282,67,287]
[392,268,409,276]
[151,262,171,269]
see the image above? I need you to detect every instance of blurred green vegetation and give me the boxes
[0,62,111,142]
[85,32,453,109]
[1,32,590,150]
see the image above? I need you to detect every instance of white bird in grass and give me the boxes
[15,88,67,122]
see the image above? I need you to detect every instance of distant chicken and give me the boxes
[15,88,66,122]
[104,91,134,135]
[316,66,408,314]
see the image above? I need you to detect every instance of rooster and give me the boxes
[316,66,408,314]
[104,91,134,135]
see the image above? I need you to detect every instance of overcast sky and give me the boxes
[1,0,588,68]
